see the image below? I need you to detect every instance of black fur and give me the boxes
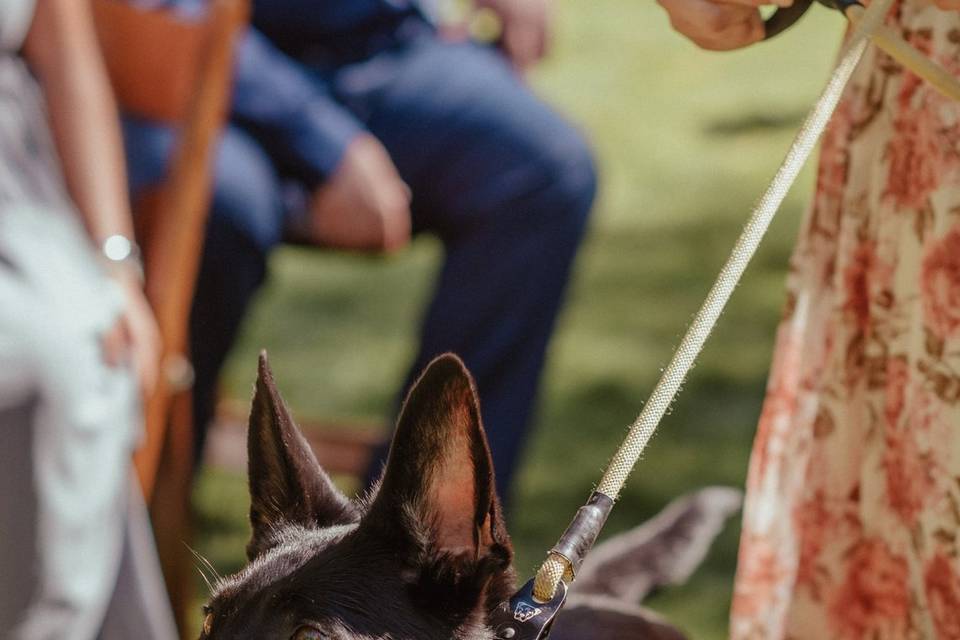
[200,353,738,640]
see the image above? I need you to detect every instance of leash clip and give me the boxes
[491,578,567,640]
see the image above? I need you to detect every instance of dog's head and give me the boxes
[200,353,516,640]
[200,353,740,640]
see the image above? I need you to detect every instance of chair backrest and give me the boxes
[94,0,249,498]
[93,1,248,633]
[93,0,210,123]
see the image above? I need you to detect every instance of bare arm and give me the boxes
[22,0,134,242]
[22,0,159,393]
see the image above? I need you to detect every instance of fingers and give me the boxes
[101,321,126,368]
[474,0,551,71]
[128,295,161,396]
[658,0,775,51]
[503,20,545,71]
[103,271,161,397]
[501,1,551,71]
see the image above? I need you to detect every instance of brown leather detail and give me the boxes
[92,0,211,123]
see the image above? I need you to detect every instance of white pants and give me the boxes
[0,204,176,640]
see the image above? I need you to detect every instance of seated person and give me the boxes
[125,0,597,501]
[0,1,173,638]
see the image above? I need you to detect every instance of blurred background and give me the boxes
[189,3,845,638]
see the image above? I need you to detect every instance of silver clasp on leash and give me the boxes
[491,579,567,640]
[489,491,612,638]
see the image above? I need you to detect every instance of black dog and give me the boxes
[198,354,740,639]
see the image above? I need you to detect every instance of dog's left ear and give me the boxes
[362,354,513,587]
[246,353,359,560]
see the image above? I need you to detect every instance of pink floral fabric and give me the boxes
[730,4,960,639]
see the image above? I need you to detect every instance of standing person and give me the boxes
[125,0,597,502]
[658,0,960,638]
[0,1,174,638]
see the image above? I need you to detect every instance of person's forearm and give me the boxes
[23,0,135,244]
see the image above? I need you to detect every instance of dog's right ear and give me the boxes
[361,354,514,606]
[246,352,358,560]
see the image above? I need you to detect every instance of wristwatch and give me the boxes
[101,234,144,282]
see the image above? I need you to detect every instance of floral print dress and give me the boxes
[730,3,960,639]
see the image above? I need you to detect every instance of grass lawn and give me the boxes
[193,4,844,638]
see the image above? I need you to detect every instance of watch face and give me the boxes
[103,234,134,262]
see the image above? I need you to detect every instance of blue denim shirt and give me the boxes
[134,0,427,185]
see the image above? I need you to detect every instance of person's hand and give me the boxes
[478,0,552,71]
[101,267,161,397]
[657,0,793,51]
[309,134,412,252]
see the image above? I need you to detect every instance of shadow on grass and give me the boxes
[703,109,808,137]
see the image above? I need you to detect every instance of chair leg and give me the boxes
[149,392,196,638]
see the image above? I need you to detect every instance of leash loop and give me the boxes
[763,0,814,40]
[530,0,896,605]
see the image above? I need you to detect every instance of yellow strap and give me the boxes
[845,4,960,103]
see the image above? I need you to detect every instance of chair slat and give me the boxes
[92,0,208,122]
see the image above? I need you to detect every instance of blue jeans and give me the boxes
[124,38,596,502]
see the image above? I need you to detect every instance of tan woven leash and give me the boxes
[530,0,898,604]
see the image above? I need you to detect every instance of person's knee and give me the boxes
[554,126,598,224]
[530,122,598,240]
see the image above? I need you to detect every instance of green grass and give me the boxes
[193,5,845,639]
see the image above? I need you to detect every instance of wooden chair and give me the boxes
[92,0,249,634]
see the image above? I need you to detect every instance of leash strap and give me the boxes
[530,0,896,605]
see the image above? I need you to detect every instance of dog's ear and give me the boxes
[246,352,358,560]
[362,354,513,593]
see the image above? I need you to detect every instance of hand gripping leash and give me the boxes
[489,1,898,638]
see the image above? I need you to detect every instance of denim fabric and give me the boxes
[125,31,596,503]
